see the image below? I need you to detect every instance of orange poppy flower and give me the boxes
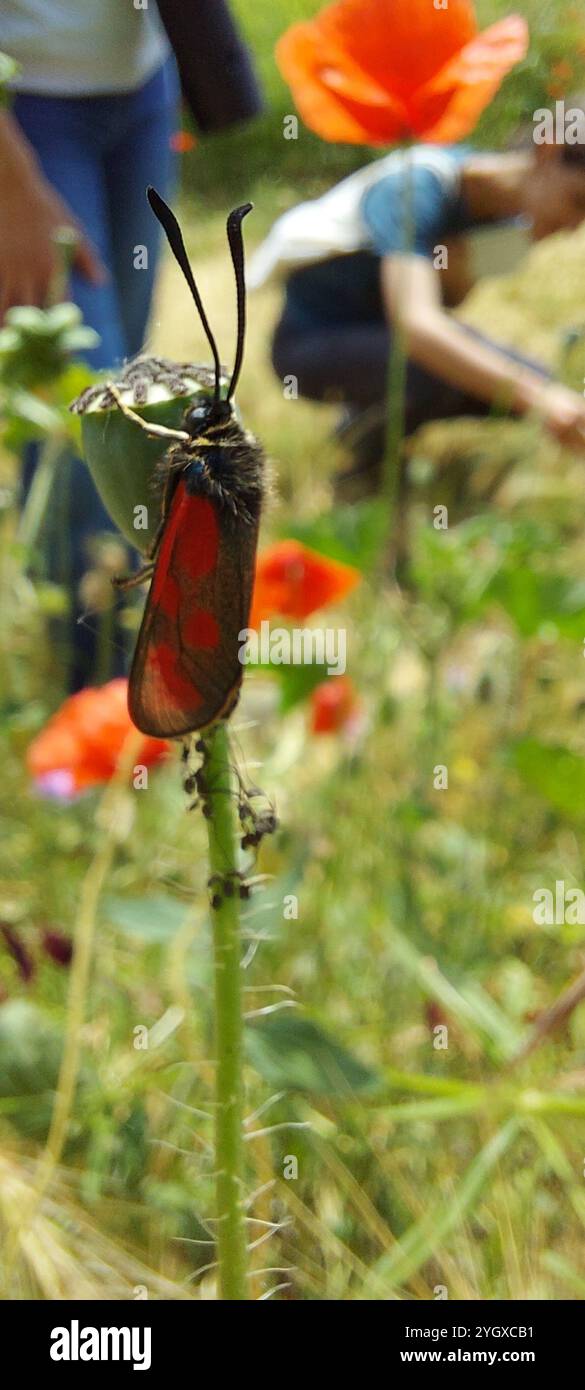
[276,0,528,145]
[27,678,168,796]
[310,675,361,733]
[249,539,360,628]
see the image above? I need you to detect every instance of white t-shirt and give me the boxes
[247,146,529,290]
[1,1,170,95]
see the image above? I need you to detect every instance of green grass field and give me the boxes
[2,0,585,1301]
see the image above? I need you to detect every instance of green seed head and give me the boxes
[71,355,230,552]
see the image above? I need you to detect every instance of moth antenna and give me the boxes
[147,185,222,402]
[226,202,253,402]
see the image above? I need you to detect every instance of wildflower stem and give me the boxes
[381,145,414,575]
[42,841,114,1171]
[5,731,141,1273]
[17,433,67,556]
[202,722,249,1300]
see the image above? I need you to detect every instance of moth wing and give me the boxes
[128,483,258,738]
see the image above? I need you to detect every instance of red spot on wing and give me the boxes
[183,608,220,648]
[158,572,180,621]
[152,487,219,613]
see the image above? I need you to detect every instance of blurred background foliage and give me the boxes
[1,0,585,1300]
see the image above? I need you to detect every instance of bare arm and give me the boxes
[381,253,585,453]
[0,108,106,322]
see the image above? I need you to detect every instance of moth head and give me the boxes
[184,397,233,436]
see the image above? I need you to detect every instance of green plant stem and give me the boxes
[202,723,248,1301]
[383,330,408,495]
[5,732,141,1274]
[41,838,114,1178]
[17,433,66,557]
[380,145,414,574]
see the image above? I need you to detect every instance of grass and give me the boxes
[1,0,585,1300]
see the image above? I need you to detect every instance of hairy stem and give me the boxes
[202,723,248,1300]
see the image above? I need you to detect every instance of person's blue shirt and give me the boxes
[283,146,506,330]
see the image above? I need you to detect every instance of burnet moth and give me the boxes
[115,187,265,740]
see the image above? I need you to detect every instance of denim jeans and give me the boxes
[14,58,179,690]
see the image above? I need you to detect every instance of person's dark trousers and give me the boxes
[272,315,550,445]
[15,58,178,692]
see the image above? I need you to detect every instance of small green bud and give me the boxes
[0,302,98,388]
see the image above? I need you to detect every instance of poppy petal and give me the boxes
[249,540,360,627]
[276,0,527,145]
[27,678,168,794]
[310,674,360,732]
[411,17,529,143]
[276,22,409,144]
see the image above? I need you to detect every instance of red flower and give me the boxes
[310,675,361,733]
[249,540,360,628]
[169,129,197,153]
[276,0,528,145]
[27,678,168,796]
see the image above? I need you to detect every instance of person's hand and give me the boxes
[0,152,106,321]
[535,382,585,454]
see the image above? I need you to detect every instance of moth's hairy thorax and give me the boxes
[164,416,265,526]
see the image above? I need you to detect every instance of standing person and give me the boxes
[0,0,261,690]
[250,129,585,498]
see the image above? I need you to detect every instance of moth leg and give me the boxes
[142,510,168,561]
[112,561,155,592]
[159,469,178,527]
[111,496,167,590]
[108,383,190,443]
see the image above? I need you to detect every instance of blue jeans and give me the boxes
[14,58,178,690]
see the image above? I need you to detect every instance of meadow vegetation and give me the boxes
[1,0,585,1299]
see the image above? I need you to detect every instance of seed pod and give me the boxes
[71,356,229,553]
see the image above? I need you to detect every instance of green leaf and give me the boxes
[0,328,20,353]
[8,389,63,433]
[44,303,82,333]
[276,660,329,713]
[514,738,585,819]
[62,326,100,353]
[372,1119,521,1291]
[0,1000,66,1138]
[0,52,19,98]
[375,1093,484,1124]
[486,567,585,640]
[388,925,524,1059]
[5,306,48,334]
[245,1013,380,1097]
[283,499,381,570]
[541,1252,585,1298]
[103,893,188,943]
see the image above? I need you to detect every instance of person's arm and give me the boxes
[381,252,585,453]
[155,0,263,132]
[0,108,105,322]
